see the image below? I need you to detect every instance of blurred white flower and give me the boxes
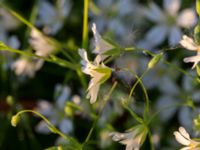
[29,29,56,57]
[180,35,200,69]
[92,0,145,45]
[100,129,113,148]
[155,70,200,131]
[36,84,73,134]
[142,0,196,48]
[79,49,111,103]
[174,126,200,149]
[37,0,71,34]
[110,125,148,150]
[0,8,20,31]
[92,23,115,63]
[12,57,43,77]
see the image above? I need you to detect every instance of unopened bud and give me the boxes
[6,95,14,106]
[11,115,20,127]
[148,53,163,69]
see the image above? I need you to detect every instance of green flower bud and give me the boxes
[148,53,163,69]
[11,115,20,127]
[6,95,14,106]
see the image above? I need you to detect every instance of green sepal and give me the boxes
[94,67,112,84]
[102,47,121,56]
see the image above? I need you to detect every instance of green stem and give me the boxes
[15,110,69,140]
[123,68,150,120]
[83,81,118,145]
[124,47,198,82]
[0,43,80,70]
[148,128,155,150]
[127,69,148,102]
[76,69,87,90]
[82,0,89,49]
[123,104,143,124]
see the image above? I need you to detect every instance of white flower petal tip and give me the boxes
[91,23,114,63]
[12,58,43,77]
[179,35,197,51]
[180,35,200,69]
[29,29,56,57]
[174,126,200,149]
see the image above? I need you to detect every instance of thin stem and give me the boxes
[76,69,87,90]
[123,104,143,124]
[0,43,80,70]
[15,110,69,140]
[82,0,89,49]
[124,46,198,82]
[148,129,155,150]
[123,68,150,120]
[83,81,118,145]
[127,69,148,102]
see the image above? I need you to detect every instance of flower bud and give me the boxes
[148,53,163,69]
[11,115,20,127]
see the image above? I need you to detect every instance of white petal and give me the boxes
[145,25,168,46]
[180,147,190,150]
[92,23,114,60]
[174,131,190,146]
[87,79,100,103]
[36,100,52,116]
[169,26,182,46]
[144,3,165,23]
[180,35,197,51]
[179,127,190,140]
[164,0,180,16]
[177,9,197,28]
[183,55,200,69]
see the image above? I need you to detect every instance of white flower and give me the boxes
[12,57,43,77]
[143,0,197,47]
[174,126,200,149]
[92,23,114,63]
[110,125,148,150]
[37,0,71,34]
[0,8,20,31]
[79,48,111,103]
[179,35,200,69]
[29,29,56,57]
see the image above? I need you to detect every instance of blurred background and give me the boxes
[0,0,199,149]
